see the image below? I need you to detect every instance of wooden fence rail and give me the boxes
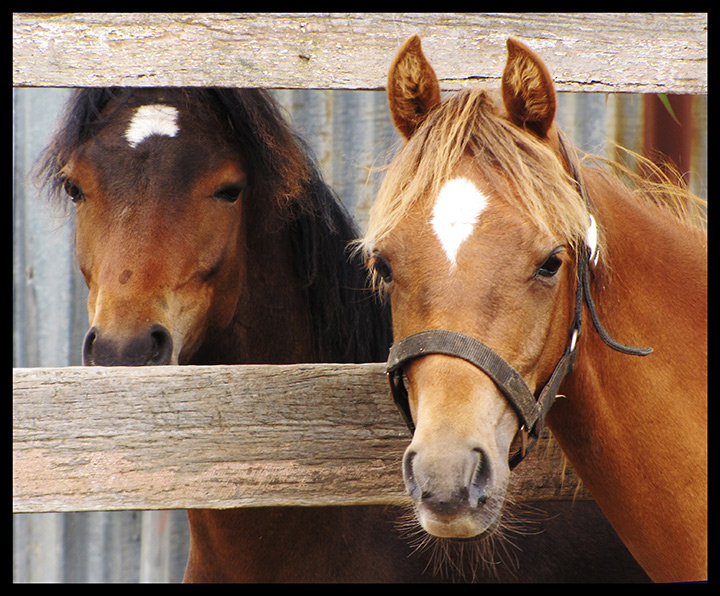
[13,364,588,513]
[13,12,707,93]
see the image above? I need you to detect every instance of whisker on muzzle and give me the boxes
[394,489,555,582]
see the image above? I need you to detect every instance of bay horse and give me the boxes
[361,36,707,583]
[38,86,649,582]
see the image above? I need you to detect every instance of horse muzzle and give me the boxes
[402,439,507,539]
[82,324,174,366]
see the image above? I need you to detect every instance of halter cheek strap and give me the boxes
[557,129,653,358]
[386,132,652,469]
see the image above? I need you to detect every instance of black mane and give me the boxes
[37,87,391,363]
[287,145,393,363]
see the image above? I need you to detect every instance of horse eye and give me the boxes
[536,253,563,278]
[370,253,394,284]
[63,178,85,203]
[213,184,245,203]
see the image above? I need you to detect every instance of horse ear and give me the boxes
[387,35,442,139]
[501,37,556,138]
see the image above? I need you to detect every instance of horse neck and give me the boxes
[242,219,316,364]
[191,200,316,366]
[547,167,707,582]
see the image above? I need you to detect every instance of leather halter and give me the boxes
[386,132,652,469]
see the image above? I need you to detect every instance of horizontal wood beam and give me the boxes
[13,13,707,94]
[13,364,589,513]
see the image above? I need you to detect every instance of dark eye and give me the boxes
[370,253,393,285]
[63,178,85,203]
[536,251,563,279]
[213,183,245,203]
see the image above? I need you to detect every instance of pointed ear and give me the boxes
[501,37,556,138]
[387,35,442,139]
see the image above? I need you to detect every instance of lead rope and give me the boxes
[557,131,653,358]
[578,256,653,356]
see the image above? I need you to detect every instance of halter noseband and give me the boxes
[386,132,652,469]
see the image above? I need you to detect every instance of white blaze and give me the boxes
[125,104,179,148]
[431,178,489,267]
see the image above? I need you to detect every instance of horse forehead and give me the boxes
[125,104,180,148]
[80,101,239,196]
[430,177,490,267]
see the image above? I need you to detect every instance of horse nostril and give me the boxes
[402,449,420,500]
[148,325,173,365]
[82,327,98,366]
[469,448,492,507]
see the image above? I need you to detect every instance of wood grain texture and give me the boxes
[13,13,707,93]
[13,364,589,512]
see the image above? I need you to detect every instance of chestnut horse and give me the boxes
[361,36,706,583]
[38,87,648,582]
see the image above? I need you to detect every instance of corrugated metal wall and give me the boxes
[13,87,706,582]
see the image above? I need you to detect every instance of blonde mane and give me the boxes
[360,87,706,260]
[361,88,590,257]
[582,146,707,233]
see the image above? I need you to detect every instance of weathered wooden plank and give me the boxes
[13,13,707,93]
[13,364,589,513]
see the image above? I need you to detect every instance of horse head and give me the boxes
[53,90,249,365]
[365,36,591,539]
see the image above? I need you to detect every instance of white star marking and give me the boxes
[125,104,179,148]
[430,177,489,268]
